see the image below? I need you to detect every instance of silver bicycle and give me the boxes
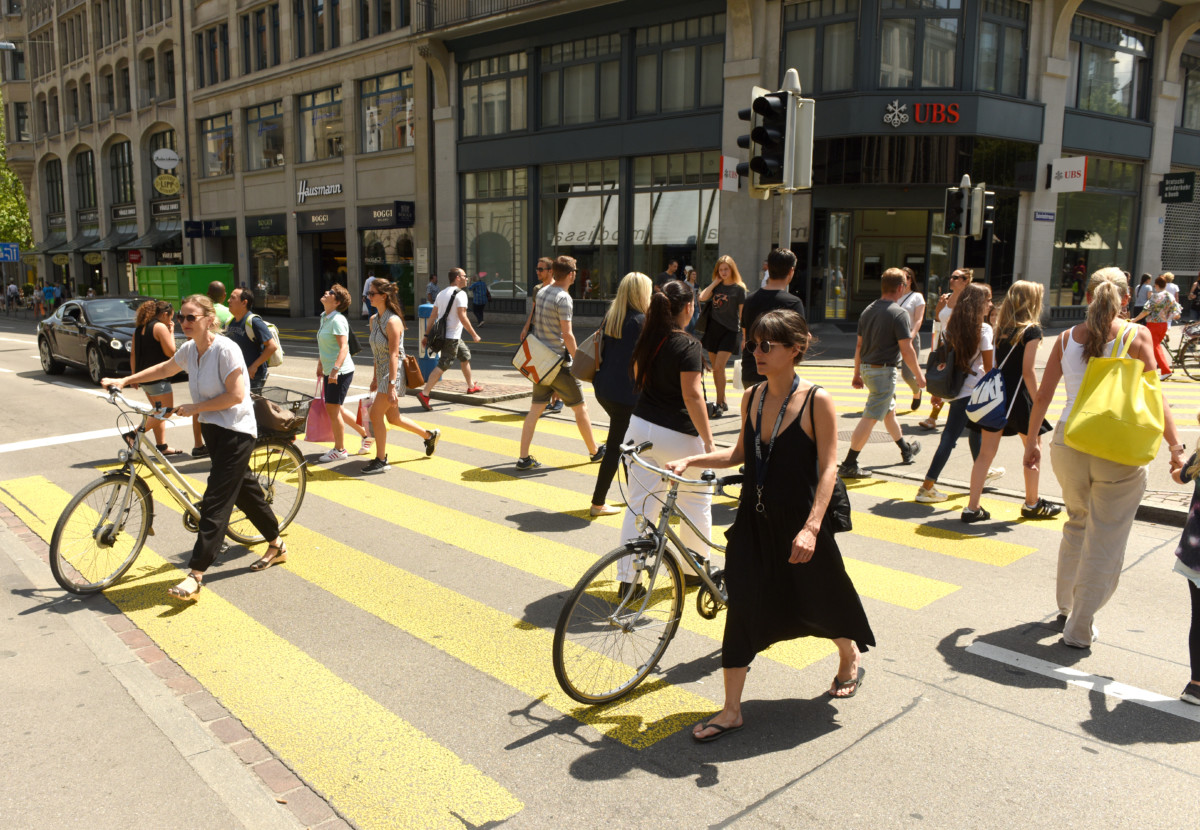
[551,441,741,704]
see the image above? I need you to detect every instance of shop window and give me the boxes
[45,158,64,213]
[1068,16,1151,121]
[540,34,621,128]
[162,49,175,100]
[1179,54,1200,131]
[250,234,290,311]
[360,69,414,152]
[977,0,1027,97]
[13,102,30,141]
[148,128,176,174]
[879,0,960,90]
[361,227,414,308]
[74,150,96,209]
[539,160,620,299]
[109,141,134,203]
[784,0,857,93]
[462,168,528,295]
[631,151,722,280]
[246,101,285,170]
[461,51,527,138]
[199,113,234,177]
[634,14,724,115]
[358,0,408,39]
[298,86,344,162]
[241,4,280,74]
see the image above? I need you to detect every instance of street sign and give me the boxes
[1160,172,1195,204]
[0,243,18,262]
[127,250,143,264]
[152,148,181,170]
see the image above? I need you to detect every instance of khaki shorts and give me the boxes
[437,338,471,371]
[532,365,584,407]
[861,365,898,420]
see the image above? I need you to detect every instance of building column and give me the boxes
[1141,73,1180,279]
[417,39,456,296]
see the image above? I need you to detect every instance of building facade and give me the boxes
[4,0,1200,319]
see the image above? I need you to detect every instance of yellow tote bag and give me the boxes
[1064,322,1164,466]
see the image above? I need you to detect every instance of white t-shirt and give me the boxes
[954,322,994,400]
[1165,282,1180,300]
[173,336,258,436]
[432,286,468,340]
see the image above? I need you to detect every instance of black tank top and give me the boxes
[134,321,169,369]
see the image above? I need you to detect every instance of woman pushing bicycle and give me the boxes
[102,293,288,601]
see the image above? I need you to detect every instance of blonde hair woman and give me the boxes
[1025,268,1186,648]
[962,281,1059,521]
[698,255,748,416]
[589,272,653,516]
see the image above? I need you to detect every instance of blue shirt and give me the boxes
[225,312,274,379]
[592,308,644,407]
[471,281,489,305]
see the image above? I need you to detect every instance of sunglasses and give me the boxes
[746,339,784,355]
[176,313,204,323]
[536,267,550,272]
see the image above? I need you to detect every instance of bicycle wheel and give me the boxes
[552,540,684,705]
[226,439,307,544]
[1179,339,1200,381]
[50,473,153,594]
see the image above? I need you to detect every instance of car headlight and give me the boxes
[109,338,123,351]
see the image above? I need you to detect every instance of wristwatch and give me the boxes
[1170,443,1186,453]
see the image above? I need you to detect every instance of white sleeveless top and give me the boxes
[1058,326,1128,425]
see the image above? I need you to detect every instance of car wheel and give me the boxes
[39,338,65,375]
[86,345,105,386]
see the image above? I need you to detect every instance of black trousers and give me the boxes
[189,423,280,572]
[1190,579,1200,682]
[592,397,635,506]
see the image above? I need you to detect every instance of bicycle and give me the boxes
[49,387,309,594]
[551,441,742,704]
[1172,321,1200,380]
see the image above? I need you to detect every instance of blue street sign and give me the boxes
[0,243,19,262]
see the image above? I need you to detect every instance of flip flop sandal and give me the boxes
[828,667,865,699]
[156,444,184,457]
[167,574,202,601]
[250,542,288,571]
[693,721,744,743]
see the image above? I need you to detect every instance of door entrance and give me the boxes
[309,232,347,308]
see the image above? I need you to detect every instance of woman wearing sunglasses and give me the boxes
[921,268,973,429]
[667,309,875,742]
[102,294,288,600]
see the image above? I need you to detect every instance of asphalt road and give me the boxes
[1,315,1197,829]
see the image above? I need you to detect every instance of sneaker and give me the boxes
[191,445,209,458]
[416,391,432,411]
[707,402,723,419]
[424,429,440,457]
[900,440,921,464]
[542,400,564,417]
[590,445,607,463]
[357,436,374,456]
[984,466,1005,485]
[362,456,390,475]
[465,384,483,394]
[915,485,948,503]
[1181,682,1200,705]
[837,461,867,479]
[1021,498,1063,520]
[718,401,729,412]
[516,455,542,470]
[318,447,349,463]
[960,506,991,524]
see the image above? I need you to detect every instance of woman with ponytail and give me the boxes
[1025,267,1186,649]
[618,280,715,588]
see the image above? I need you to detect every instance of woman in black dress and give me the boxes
[963,281,1061,521]
[667,309,875,742]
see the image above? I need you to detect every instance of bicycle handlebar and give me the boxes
[619,441,741,493]
[106,386,175,420]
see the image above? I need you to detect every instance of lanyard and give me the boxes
[753,374,800,514]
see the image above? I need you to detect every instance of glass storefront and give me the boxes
[540,159,619,300]
[463,168,529,299]
[361,227,414,312]
[630,151,721,283]
[249,230,289,312]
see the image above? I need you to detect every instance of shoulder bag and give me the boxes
[965,334,1022,430]
[510,294,566,385]
[245,313,284,367]
[1064,323,1165,466]
[924,339,968,399]
[425,290,460,353]
[572,329,604,383]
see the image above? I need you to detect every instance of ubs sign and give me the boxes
[884,99,961,128]
[297,179,343,204]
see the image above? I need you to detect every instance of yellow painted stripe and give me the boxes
[0,476,523,830]
[426,421,604,476]
[447,407,608,445]
[843,477,1068,533]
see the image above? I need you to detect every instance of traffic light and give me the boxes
[943,187,967,236]
[736,85,773,200]
[970,186,996,240]
[749,90,789,187]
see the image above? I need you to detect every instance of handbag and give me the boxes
[572,330,604,383]
[403,354,424,389]
[305,380,333,443]
[694,300,712,338]
[347,325,362,357]
[924,340,968,399]
[426,289,460,353]
[966,335,1022,430]
[355,395,371,428]
[1064,323,1165,466]
[510,294,567,385]
[809,385,852,533]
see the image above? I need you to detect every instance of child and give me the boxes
[1169,415,1200,705]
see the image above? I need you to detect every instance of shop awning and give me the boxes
[49,230,100,254]
[81,226,139,252]
[634,190,720,247]
[26,233,67,255]
[119,220,182,251]
[553,193,619,246]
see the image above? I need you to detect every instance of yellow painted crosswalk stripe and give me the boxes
[844,475,1064,535]
[447,407,608,444]
[0,476,524,830]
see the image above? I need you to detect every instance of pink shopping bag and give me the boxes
[305,380,333,443]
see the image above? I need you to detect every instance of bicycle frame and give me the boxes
[126,427,204,522]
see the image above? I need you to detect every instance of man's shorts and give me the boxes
[532,365,584,408]
[437,338,470,371]
[860,365,898,421]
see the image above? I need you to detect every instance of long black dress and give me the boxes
[721,386,876,669]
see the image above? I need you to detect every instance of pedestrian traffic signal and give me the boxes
[736,86,774,200]
[943,187,967,236]
[970,185,996,240]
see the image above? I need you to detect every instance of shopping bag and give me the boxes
[305,380,333,443]
[1064,323,1164,465]
[572,330,603,382]
[355,396,370,428]
[511,334,566,385]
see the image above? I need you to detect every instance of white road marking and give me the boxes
[967,641,1200,723]
[0,367,10,372]
[268,372,369,390]
[0,336,34,344]
[0,418,194,454]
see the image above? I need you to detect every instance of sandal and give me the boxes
[828,666,865,699]
[167,573,202,601]
[156,443,184,457]
[250,542,288,571]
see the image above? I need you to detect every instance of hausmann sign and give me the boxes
[297,180,343,204]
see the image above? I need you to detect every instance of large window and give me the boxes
[879,0,960,89]
[241,4,281,74]
[200,114,234,177]
[247,102,286,170]
[298,87,344,162]
[631,151,722,280]
[162,49,175,99]
[1069,16,1152,120]
[540,35,621,128]
[977,0,1027,97]
[195,23,230,88]
[784,0,857,93]
[148,129,176,173]
[461,52,527,137]
[74,151,96,209]
[12,102,30,141]
[1180,54,1200,131]
[634,14,725,115]
[109,141,134,203]
[295,0,340,58]
[540,160,620,299]
[360,69,414,152]
[358,0,408,38]
[45,159,64,214]
[462,168,528,294]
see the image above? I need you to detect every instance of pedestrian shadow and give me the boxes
[938,623,1091,691]
[1080,690,1200,745]
[504,508,593,533]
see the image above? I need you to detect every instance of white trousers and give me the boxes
[618,416,712,582]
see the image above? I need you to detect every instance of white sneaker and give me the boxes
[985,466,1005,485]
[318,447,349,463]
[916,485,949,503]
[356,436,374,456]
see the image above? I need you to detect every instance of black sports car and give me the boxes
[37,296,158,385]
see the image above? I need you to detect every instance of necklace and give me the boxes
[753,374,800,515]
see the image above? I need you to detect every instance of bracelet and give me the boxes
[1170,443,1186,453]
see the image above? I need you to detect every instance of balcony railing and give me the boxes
[414,0,556,32]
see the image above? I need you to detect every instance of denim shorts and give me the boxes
[141,379,172,397]
[861,365,898,420]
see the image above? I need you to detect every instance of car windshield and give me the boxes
[85,299,141,325]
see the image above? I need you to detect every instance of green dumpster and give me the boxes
[136,264,235,307]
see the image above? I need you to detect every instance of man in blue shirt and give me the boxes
[225,287,277,394]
